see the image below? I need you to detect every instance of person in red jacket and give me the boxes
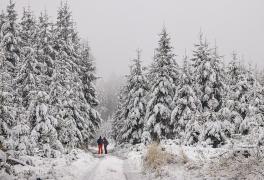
[97,136,103,154]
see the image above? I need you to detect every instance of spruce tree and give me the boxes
[191,35,225,112]
[225,52,244,133]
[225,54,263,137]
[1,0,20,73]
[171,55,201,141]
[203,45,233,147]
[0,11,6,41]
[112,90,127,143]
[15,7,61,156]
[239,65,264,136]
[0,1,32,157]
[79,42,97,106]
[114,50,148,144]
[50,2,80,149]
[50,2,100,149]
[30,91,63,157]
[143,28,179,143]
[184,113,203,145]
[78,42,101,141]
[0,43,16,151]
[191,35,229,147]
[36,11,56,78]
[16,9,38,107]
[19,7,37,49]
[0,0,22,155]
[258,70,264,86]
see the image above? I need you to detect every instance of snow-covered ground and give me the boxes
[1,141,264,180]
[1,149,98,180]
[0,145,146,180]
[84,155,126,180]
[114,140,264,180]
[85,144,146,180]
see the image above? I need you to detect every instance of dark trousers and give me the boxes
[104,145,108,154]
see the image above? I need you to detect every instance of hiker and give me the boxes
[103,137,109,154]
[97,136,103,154]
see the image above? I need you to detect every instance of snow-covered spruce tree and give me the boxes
[35,11,60,95]
[14,7,60,156]
[16,49,61,156]
[112,90,128,143]
[225,53,246,133]
[0,11,6,41]
[238,65,264,137]
[50,2,81,149]
[16,7,39,108]
[190,35,230,147]
[49,66,79,150]
[204,46,235,147]
[53,2,76,55]
[142,28,180,143]
[184,112,203,145]
[1,0,20,74]
[78,42,101,141]
[0,1,27,156]
[7,106,31,157]
[36,11,56,79]
[1,1,20,119]
[191,36,225,112]
[226,53,264,138]
[0,44,16,152]
[171,55,201,141]
[114,50,148,144]
[30,91,63,157]
[258,70,264,86]
[79,42,97,105]
[50,2,100,149]
[19,7,37,49]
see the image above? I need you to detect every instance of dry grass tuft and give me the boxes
[143,143,170,176]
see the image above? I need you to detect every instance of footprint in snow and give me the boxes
[107,168,117,173]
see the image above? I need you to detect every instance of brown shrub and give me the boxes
[143,143,170,176]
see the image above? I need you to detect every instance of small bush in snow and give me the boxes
[143,143,170,176]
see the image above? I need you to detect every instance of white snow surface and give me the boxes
[1,146,147,180]
[115,140,264,180]
[83,155,126,180]
[10,149,98,180]
[2,142,264,180]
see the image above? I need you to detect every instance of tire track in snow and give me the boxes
[85,155,127,180]
[123,157,146,180]
[82,156,101,180]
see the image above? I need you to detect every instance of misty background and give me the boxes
[1,0,263,119]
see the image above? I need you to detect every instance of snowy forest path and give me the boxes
[83,155,127,180]
[81,146,146,180]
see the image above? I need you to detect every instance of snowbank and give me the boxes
[117,140,264,179]
[1,149,98,180]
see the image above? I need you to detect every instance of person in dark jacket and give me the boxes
[97,136,103,154]
[103,137,109,154]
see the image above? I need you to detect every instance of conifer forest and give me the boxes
[1,1,264,179]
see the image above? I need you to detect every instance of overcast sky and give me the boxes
[1,0,264,78]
